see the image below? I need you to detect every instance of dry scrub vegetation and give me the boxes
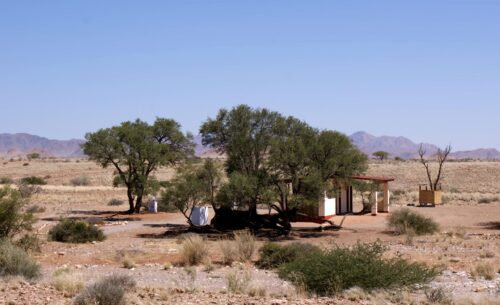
[0,158,499,305]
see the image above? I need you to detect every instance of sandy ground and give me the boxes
[0,159,499,304]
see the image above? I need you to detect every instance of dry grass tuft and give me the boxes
[51,267,84,296]
[471,262,496,280]
[180,234,209,266]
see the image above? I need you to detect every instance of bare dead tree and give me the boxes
[418,144,452,190]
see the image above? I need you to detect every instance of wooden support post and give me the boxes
[382,182,390,212]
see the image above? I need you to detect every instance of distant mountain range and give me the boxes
[0,133,84,158]
[0,132,499,160]
[349,131,500,160]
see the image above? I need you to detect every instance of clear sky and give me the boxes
[1,1,499,150]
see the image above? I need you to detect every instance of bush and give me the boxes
[17,184,42,198]
[27,153,40,160]
[74,274,136,305]
[425,287,452,304]
[20,176,47,185]
[234,231,256,262]
[471,262,496,280]
[107,199,124,206]
[16,234,42,253]
[0,239,41,279]
[70,176,91,186]
[0,177,13,185]
[387,208,439,235]
[180,234,209,266]
[0,186,35,238]
[157,196,179,212]
[278,242,440,296]
[226,270,252,294]
[257,242,321,269]
[48,220,105,243]
[51,267,84,296]
[26,204,46,214]
[220,240,238,265]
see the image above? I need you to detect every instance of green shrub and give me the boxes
[26,153,40,160]
[70,176,91,186]
[74,274,136,305]
[0,187,35,238]
[257,242,321,269]
[0,177,13,185]
[0,239,41,279]
[278,242,440,296]
[20,176,47,185]
[157,196,178,212]
[387,208,439,235]
[48,219,105,243]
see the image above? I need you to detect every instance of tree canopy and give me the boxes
[83,118,194,213]
[199,105,368,230]
[372,151,390,160]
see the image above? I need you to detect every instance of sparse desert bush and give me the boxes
[107,199,124,206]
[226,270,252,294]
[471,262,496,280]
[17,184,42,198]
[0,186,35,238]
[478,196,499,204]
[48,219,105,243]
[16,234,42,253]
[74,274,136,305]
[220,239,238,265]
[256,242,321,269]
[0,239,40,279]
[247,285,267,297]
[219,231,257,264]
[70,176,91,186]
[0,177,13,185]
[51,267,84,296]
[234,231,256,262]
[122,257,136,269]
[26,204,46,214]
[388,208,439,235]
[278,242,440,296]
[20,176,47,185]
[26,153,40,160]
[425,287,452,304]
[180,234,209,266]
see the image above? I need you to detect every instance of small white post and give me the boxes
[371,191,378,216]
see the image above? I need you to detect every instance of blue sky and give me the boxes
[1,1,499,150]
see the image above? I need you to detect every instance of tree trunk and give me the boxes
[127,188,135,214]
[134,187,144,213]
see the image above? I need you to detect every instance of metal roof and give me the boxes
[351,175,395,182]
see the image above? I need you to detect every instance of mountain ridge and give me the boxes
[0,132,498,160]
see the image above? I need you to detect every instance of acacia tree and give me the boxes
[161,159,222,226]
[83,118,194,214]
[200,105,280,219]
[418,144,452,190]
[372,151,389,160]
[200,105,368,230]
